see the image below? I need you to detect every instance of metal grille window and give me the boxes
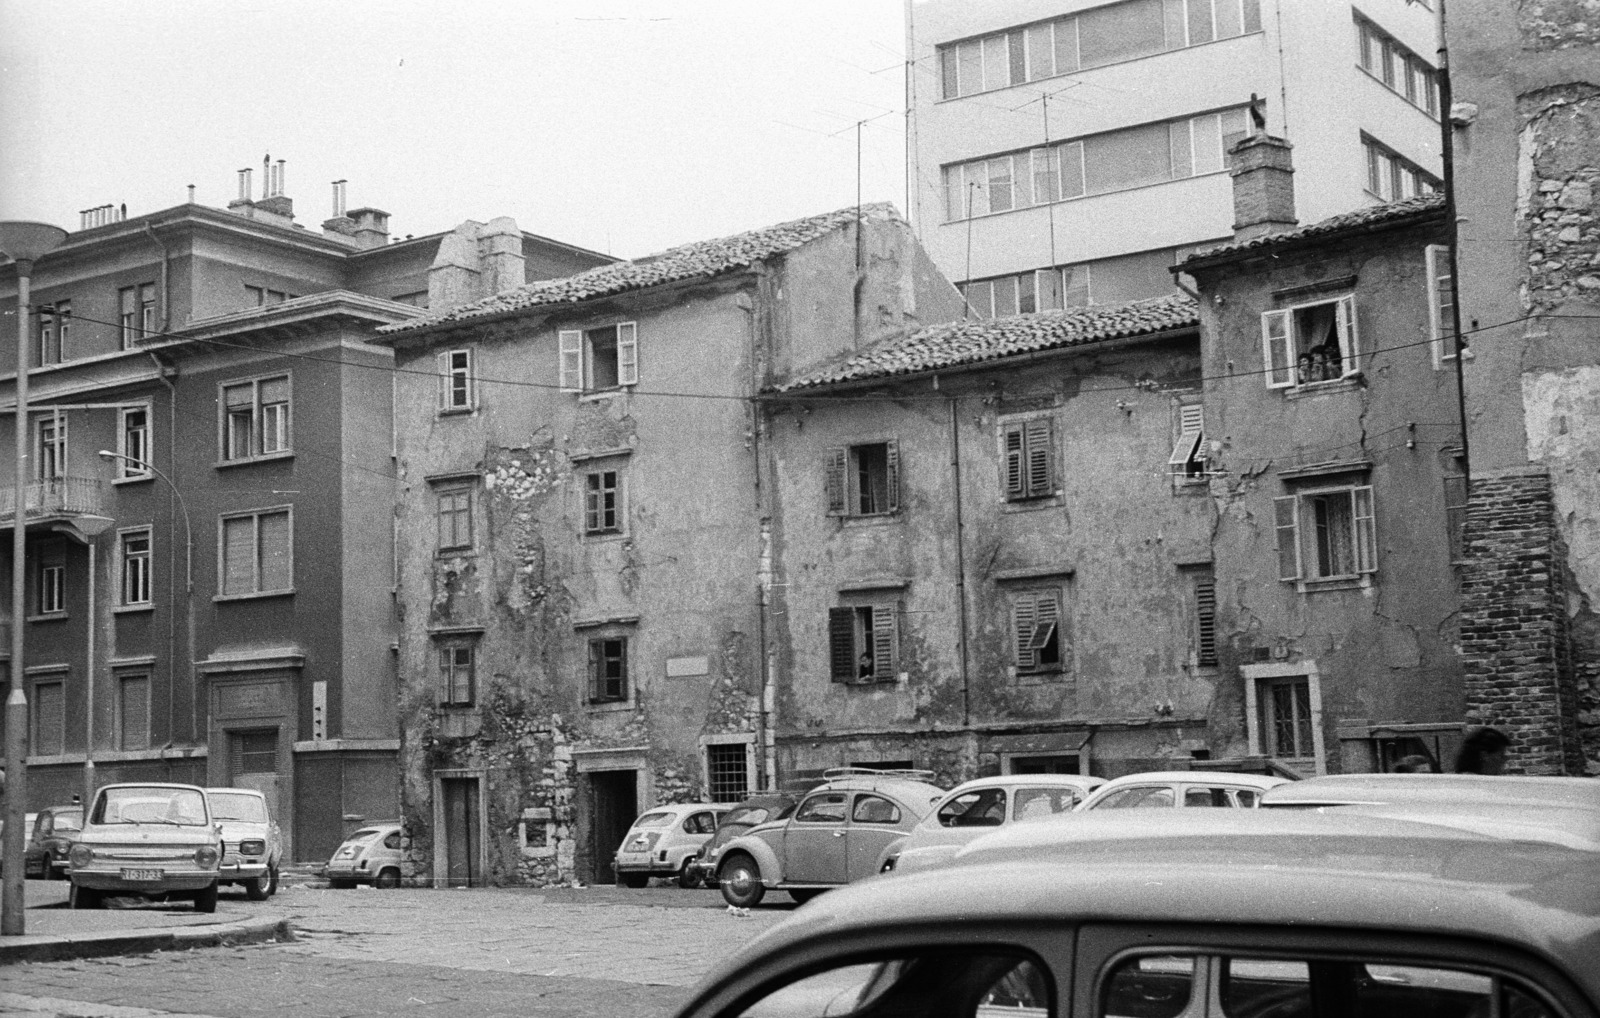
[221,374,292,461]
[32,680,65,756]
[588,637,629,703]
[584,470,622,534]
[220,508,293,596]
[706,743,750,803]
[1261,677,1313,757]
[120,529,152,605]
[1003,418,1054,500]
[438,644,475,706]
[437,488,473,551]
[118,674,151,751]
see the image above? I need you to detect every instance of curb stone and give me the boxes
[0,917,293,965]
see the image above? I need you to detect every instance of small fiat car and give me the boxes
[68,783,223,912]
[879,774,1104,875]
[716,768,946,907]
[205,787,283,900]
[614,802,728,888]
[325,822,405,888]
[24,805,83,880]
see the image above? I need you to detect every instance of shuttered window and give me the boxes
[32,680,65,757]
[220,508,293,596]
[828,604,899,683]
[437,349,475,411]
[1263,296,1361,389]
[1169,403,1206,482]
[1275,486,1377,583]
[824,441,900,517]
[1012,589,1064,673]
[558,322,639,394]
[588,637,629,702]
[1194,574,1217,666]
[118,674,151,751]
[1426,244,1457,367]
[1003,418,1054,500]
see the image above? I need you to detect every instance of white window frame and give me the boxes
[217,505,294,599]
[1242,661,1327,774]
[1260,295,1360,390]
[583,467,626,536]
[118,405,152,479]
[437,348,476,412]
[559,322,638,394]
[219,373,292,462]
[1274,483,1377,586]
[118,527,152,607]
[437,641,476,707]
[34,411,67,482]
[1425,244,1457,368]
[700,733,758,804]
[38,560,66,615]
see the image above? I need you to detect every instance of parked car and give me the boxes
[687,793,801,889]
[675,810,1600,1018]
[325,822,404,888]
[1074,770,1287,811]
[614,802,729,888]
[205,787,283,900]
[24,805,83,880]
[715,768,946,908]
[67,782,223,911]
[878,773,1104,875]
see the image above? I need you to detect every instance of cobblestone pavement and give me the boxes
[1,883,794,1018]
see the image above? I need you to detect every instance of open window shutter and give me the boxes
[1274,495,1301,582]
[885,441,900,513]
[825,448,848,515]
[1425,245,1447,368]
[1336,295,1359,374]
[461,350,475,408]
[1004,425,1025,499]
[1025,418,1052,496]
[1261,310,1293,388]
[872,602,899,679]
[1012,594,1038,669]
[1169,405,1205,474]
[616,322,638,386]
[1352,485,1377,574]
[829,608,855,682]
[586,641,600,700]
[436,351,450,410]
[558,330,583,392]
[437,646,452,703]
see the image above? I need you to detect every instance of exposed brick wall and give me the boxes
[1459,470,1586,773]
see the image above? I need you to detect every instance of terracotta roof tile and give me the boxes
[771,293,1198,392]
[381,203,900,335]
[1181,192,1446,266]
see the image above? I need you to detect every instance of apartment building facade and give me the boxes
[907,0,1444,313]
[0,172,612,862]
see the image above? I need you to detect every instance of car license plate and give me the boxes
[121,867,164,881]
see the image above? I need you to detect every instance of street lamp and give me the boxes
[1,220,69,937]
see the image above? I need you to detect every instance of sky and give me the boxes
[0,0,909,259]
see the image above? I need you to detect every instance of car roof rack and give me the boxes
[821,766,939,783]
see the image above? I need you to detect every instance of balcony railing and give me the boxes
[0,476,106,522]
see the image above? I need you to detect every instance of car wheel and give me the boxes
[677,858,704,890]
[375,868,400,889]
[266,864,279,896]
[328,877,356,889]
[617,872,650,889]
[194,882,219,914]
[788,888,824,905]
[244,875,268,901]
[69,883,102,909]
[718,854,765,908]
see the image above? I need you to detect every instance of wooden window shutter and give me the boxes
[436,351,450,410]
[829,607,856,681]
[1012,593,1038,669]
[616,322,638,386]
[1004,424,1026,499]
[438,646,453,703]
[884,441,900,513]
[1274,495,1301,581]
[1194,578,1217,666]
[825,448,848,515]
[872,602,899,679]
[460,350,475,408]
[586,640,601,700]
[1352,484,1377,574]
[1025,418,1052,496]
[1261,310,1293,388]
[1336,295,1359,374]
[558,330,584,392]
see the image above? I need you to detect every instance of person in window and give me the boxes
[1296,351,1315,387]
[858,651,875,680]
[1453,726,1510,775]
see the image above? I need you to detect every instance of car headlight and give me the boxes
[195,845,220,868]
[69,844,95,868]
[239,839,266,856]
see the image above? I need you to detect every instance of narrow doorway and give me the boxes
[440,776,481,887]
[229,729,281,820]
[589,769,637,884]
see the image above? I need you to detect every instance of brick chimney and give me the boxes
[346,207,391,250]
[1229,134,1298,242]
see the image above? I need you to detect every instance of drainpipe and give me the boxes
[949,392,971,728]
[1435,0,1471,484]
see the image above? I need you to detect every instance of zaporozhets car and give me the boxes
[878,773,1104,875]
[205,787,283,899]
[674,809,1600,1018]
[325,822,404,888]
[24,805,83,880]
[614,802,729,888]
[67,783,223,912]
[715,768,945,907]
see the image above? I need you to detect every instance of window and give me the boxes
[944,107,1250,220]
[119,529,152,606]
[559,322,638,394]
[1363,135,1440,201]
[1260,295,1360,389]
[1275,484,1377,582]
[1003,418,1055,501]
[34,413,66,481]
[37,300,69,366]
[1190,568,1217,666]
[706,742,751,803]
[829,603,899,683]
[1012,589,1064,673]
[139,284,156,338]
[118,407,150,478]
[244,285,295,307]
[937,0,1262,99]
[436,486,473,552]
[232,730,278,774]
[437,348,475,412]
[795,792,848,823]
[220,374,292,461]
[37,559,65,615]
[117,674,151,751]
[959,246,1203,318]
[1092,785,1174,809]
[1356,16,1439,115]
[1259,676,1314,757]
[825,441,900,516]
[438,643,475,706]
[119,287,138,348]
[584,469,623,535]
[588,636,629,703]
[1169,403,1207,483]
[219,507,293,597]
[852,794,902,825]
[31,679,65,757]
[1426,244,1457,367]
[938,787,1008,828]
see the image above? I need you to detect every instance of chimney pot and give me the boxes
[1228,134,1298,243]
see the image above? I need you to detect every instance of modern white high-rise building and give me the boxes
[906,0,1444,314]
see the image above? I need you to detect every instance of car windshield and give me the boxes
[52,810,83,832]
[93,787,208,826]
[722,806,772,827]
[208,792,269,822]
[632,812,674,828]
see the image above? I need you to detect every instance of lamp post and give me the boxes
[1,220,68,936]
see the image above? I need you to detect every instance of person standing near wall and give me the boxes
[1453,727,1511,774]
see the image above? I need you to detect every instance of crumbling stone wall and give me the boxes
[1520,0,1600,50]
